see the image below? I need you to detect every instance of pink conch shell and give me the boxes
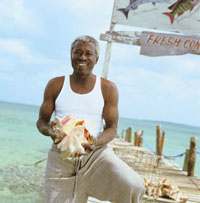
[53,116,93,159]
[57,126,88,159]
[144,178,188,202]
[51,117,66,143]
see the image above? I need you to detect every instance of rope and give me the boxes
[141,136,156,153]
[163,152,185,159]
[141,136,200,158]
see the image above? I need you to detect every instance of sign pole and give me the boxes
[101,23,115,79]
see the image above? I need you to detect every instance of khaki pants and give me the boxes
[45,144,145,203]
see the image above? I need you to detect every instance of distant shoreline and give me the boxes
[1,99,200,129]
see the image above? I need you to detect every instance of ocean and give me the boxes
[0,101,199,202]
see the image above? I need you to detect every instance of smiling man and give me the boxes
[36,35,145,203]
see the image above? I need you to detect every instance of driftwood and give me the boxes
[34,158,47,166]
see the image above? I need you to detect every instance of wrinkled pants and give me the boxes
[45,144,145,203]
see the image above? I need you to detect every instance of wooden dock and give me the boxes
[88,138,200,203]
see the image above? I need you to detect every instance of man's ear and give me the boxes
[95,56,99,64]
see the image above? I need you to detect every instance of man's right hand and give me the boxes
[48,121,66,144]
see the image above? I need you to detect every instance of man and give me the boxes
[36,35,145,203]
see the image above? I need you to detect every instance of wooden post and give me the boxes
[156,125,161,155]
[101,23,115,79]
[160,131,165,156]
[183,149,190,172]
[121,129,125,139]
[134,130,144,147]
[138,130,144,147]
[187,137,197,176]
[134,131,138,146]
[125,129,128,142]
[125,127,132,143]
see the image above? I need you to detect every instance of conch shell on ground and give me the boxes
[144,178,188,202]
[53,116,94,159]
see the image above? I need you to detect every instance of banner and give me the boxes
[112,0,200,35]
[140,32,200,56]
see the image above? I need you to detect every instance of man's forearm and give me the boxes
[36,119,51,137]
[96,127,117,146]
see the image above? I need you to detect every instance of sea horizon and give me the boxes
[1,99,199,129]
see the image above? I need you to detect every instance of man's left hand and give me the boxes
[81,143,96,153]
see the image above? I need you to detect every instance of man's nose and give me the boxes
[79,53,87,60]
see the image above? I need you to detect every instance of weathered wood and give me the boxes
[100,31,141,46]
[34,158,47,166]
[134,130,143,147]
[140,32,200,56]
[156,125,161,155]
[183,149,190,172]
[125,127,132,143]
[102,42,112,79]
[187,137,197,176]
[160,131,165,156]
[108,138,200,203]
[101,23,115,79]
[138,130,144,147]
[134,131,138,146]
[111,0,200,36]
[121,129,125,139]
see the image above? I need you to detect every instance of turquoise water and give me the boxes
[0,101,200,202]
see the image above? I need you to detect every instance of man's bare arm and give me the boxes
[96,80,119,145]
[36,79,56,137]
[36,77,63,140]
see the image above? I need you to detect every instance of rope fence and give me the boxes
[141,136,200,159]
[122,126,199,177]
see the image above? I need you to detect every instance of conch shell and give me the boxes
[53,115,94,159]
[144,178,188,202]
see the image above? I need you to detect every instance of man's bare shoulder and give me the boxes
[100,77,118,101]
[47,76,64,87]
[45,76,65,99]
[101,77,118,90]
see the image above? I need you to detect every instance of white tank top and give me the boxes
[55,75,104,137]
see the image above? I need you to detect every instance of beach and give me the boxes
[0,101,199,202]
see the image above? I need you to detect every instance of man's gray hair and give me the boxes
[71,35,100,58]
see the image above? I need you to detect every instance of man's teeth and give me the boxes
[78,63,87,66]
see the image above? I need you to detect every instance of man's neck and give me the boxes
[70,73,96,94]
[71,73,95,84]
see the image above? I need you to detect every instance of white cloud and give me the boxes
[0,39,34,62]
[0,0,30,27]
[171,57,200,75]
[0,0,45,35]
[111,43,140,62]
[58,0,114,13]
[0,38,68,66]
[110,64,200,101]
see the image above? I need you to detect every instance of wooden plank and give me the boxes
[100,31,141,46]
[140,32,200,56]
[108,138,200,203]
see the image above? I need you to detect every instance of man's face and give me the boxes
[71,41,98,76]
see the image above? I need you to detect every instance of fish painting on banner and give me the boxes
[112,0,200,35]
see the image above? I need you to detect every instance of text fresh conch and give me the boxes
[52,115,94,159]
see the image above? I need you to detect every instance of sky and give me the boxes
[0,0,200,127]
